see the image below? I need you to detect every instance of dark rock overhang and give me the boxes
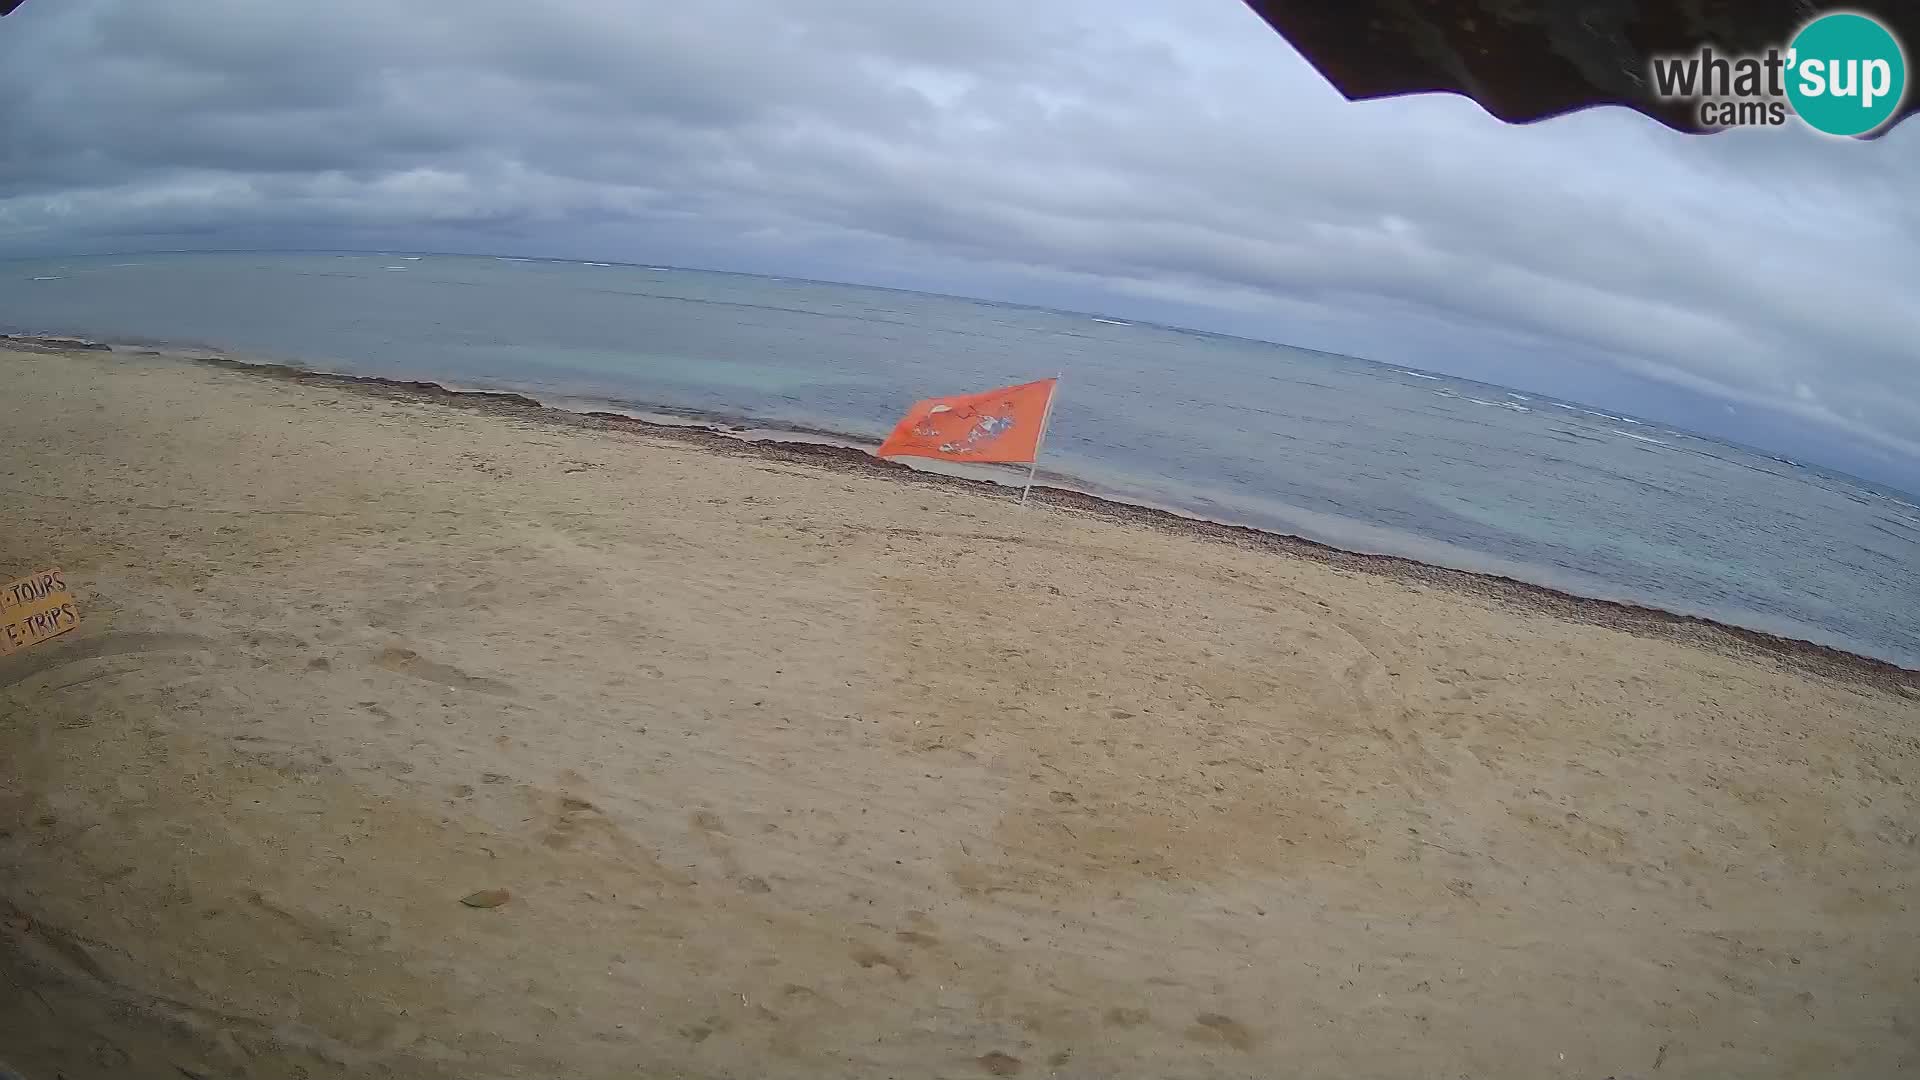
[1240,1,1916,138]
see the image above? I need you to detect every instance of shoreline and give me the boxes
[10,334,1917,684]
[147,346,1920,688]
[7,341,1918,1078]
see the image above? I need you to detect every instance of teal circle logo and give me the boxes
[1786,12,1908,136]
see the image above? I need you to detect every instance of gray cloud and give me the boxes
[3,0,1916,482]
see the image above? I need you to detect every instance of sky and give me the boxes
[2,0,1917,489]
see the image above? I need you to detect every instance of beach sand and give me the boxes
[3,346,1916,1079]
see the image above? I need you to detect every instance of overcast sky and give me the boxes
[3,0,1917,487]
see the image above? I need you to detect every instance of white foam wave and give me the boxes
[1610,429,1666,445]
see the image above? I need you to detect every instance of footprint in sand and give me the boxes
[976,1051,1023,1075]
[849,944,911,979]
[371,645,517,696]
[1186,1013,1255,1051]
[541,795,605,849]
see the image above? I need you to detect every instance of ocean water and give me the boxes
[6,251,1918,669]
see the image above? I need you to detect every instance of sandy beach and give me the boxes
[3,345,1917,1079]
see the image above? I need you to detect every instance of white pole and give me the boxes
[1020,374,1061,508]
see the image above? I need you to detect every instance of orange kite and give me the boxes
[875,378,1058,465]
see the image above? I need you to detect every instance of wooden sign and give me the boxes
[1,568,79,656]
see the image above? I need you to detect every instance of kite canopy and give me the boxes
[1241,0,1917,138]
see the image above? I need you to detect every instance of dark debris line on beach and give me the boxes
[12,338,1915,692]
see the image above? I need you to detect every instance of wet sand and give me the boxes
[3,346,1917,1079]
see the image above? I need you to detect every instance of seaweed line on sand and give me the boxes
[17,341,1916,692]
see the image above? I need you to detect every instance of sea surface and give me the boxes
[6,251,1919,669]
